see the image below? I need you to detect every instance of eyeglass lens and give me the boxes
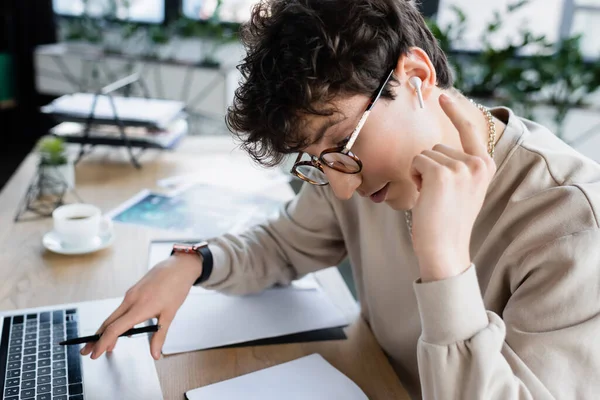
[321,152,360,173]
[295,152,360,184]
[295,164,328,184]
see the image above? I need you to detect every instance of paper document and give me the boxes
[106,183,287,238]
[50,117,188,149]
[157,162,291,195]
[163,287,348,354]
[185,353,368,400]
[42,93,185,128]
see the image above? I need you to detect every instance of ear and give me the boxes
[393,46,437,102]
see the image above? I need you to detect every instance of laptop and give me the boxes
[0,297,163,400]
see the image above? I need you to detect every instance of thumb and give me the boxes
[410,160,422,192]
[150,314,173,360]
[411,172,422,192]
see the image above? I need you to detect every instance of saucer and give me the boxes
[43,230,115,255]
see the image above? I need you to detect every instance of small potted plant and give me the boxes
[148,24,174,61]
[35,135,75,194]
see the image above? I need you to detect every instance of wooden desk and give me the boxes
[0,137,409,399]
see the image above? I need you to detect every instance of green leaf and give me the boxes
[507,0,530,13]
[36,136,68,166]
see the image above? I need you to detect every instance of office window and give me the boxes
[569,1,600,57]
[183,0,258,23]
[436,0,599,58]
[53,0,165,24]
[436,0,564,51]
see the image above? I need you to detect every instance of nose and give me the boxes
[323,168,362,200]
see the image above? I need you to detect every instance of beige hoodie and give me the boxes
[201,107,600,399]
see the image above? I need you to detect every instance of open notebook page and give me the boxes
[162,287,348,354]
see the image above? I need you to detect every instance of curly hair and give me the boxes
[226,0,453,167]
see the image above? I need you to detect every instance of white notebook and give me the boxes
[162,287,348,354]
[185,354,369,400]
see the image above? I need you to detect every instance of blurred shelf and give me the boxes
[0,99,16,110]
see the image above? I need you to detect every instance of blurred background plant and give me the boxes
[426,0,600,139]
[35,135,68,166]
[54,0,600,140]
[34,135,76,192]
[57,0,238,67]
[171,0,239,67]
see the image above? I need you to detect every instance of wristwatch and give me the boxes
[170,241,213,285]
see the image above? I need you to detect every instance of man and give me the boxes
[82,1,600,398]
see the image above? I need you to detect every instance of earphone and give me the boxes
[408,76,425,109]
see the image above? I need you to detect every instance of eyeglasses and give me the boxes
[290,69,395,186]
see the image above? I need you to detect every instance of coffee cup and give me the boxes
[52,204,113,248]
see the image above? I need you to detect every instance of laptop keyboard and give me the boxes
[0,309,84,400]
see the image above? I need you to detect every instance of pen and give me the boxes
[59,324,161,346]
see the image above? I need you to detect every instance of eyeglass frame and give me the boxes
[290,69,395,186]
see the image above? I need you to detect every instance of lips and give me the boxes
[369,183,389,203]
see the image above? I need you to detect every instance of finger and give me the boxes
[98,295,136,334]
[150,314,174,360]
[80,342,94,356]
[410,153,443,190]
[411,172,422,192]
[433,143,495,178]
[421,149,463,172]
[81,299,132,356]
[431,144,473,163]
[90,309,144,360]
[439,94,488,159]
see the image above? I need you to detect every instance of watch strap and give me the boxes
[194,243,213,285]
[171,242,213,285]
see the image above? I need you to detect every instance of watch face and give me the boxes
[173,244,195,253]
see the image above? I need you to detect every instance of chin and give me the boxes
[384,185,418,211]
[385,197,412,211]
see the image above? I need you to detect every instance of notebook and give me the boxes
[163,288,349,354]
[41,93,185,128]
[185,354,369,400]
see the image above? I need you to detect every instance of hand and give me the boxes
[409,93,496,282]
[80,253,203,360]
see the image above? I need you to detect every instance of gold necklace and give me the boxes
[404,102,496,236]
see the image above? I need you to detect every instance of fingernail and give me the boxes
[153,350,160,360]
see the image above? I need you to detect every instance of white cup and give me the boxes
[52,204,113,248]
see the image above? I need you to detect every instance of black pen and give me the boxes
[59,324,161,346]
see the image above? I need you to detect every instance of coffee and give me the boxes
[53,204,105,247]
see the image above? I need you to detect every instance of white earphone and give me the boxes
[408,76,425,109]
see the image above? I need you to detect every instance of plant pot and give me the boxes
[172,38,202,64]
[39,162,75,196]
[102,31,124,55]
[198,58,221,69]
[62,41,104,57]
[153,43,174,61]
